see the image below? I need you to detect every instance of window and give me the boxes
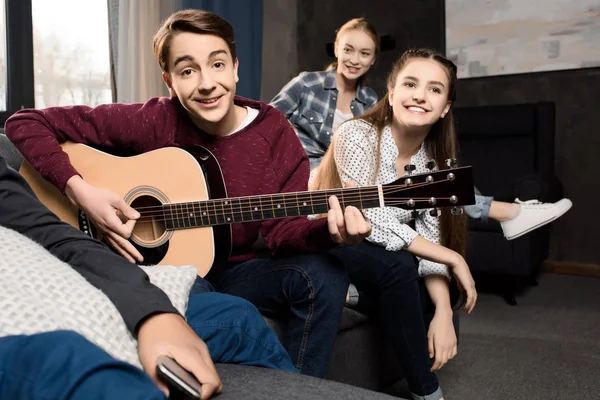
[1,0,113,125]
[32,0,112,108]
[0,0,7,111]
[1,0,34,125]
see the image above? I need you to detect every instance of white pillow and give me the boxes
[0,226,198,368]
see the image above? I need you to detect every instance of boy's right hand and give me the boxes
[65,175,143,263]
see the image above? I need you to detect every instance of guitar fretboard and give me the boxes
[162,187,381,230]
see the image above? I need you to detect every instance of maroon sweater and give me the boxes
[5,96,335,262]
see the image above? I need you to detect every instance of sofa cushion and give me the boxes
[0,226,198,368]
[214,363,401,399]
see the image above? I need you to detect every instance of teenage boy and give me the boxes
[5,9,371,378]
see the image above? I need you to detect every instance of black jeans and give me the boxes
[329,242,440,397]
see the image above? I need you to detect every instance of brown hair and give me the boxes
[153,9,236,73]
[312,48,467,256]
[325,17,380,86]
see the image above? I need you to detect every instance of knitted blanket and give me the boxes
[0,226,197,367]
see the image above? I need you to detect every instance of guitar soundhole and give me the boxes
[130,195,167,243]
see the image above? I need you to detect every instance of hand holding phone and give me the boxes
[156,355,202,399]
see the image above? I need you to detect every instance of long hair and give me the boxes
[312,48,467,256]
[325,17,380,87]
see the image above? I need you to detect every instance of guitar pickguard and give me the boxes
[186,145,232,269]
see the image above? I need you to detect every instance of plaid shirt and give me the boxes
[270,69,378,169]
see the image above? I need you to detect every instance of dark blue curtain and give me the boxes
[180,0,263,100]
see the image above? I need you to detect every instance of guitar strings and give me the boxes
[132,199,456,226]
[129,181,461,224]
[129,181,441,213]
[128,179,447,215]
[136,202,464,228]
[133,198,456,224]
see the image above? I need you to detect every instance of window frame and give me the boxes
[1,0,34,126]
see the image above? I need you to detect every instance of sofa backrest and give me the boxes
[454,102,555,202]
[0,132,24,170]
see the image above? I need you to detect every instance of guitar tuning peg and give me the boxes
[404,164,416,175]
[451,206,464,216]
[445,158,458,168]
[429,208,440,217]
[426,160,436,170]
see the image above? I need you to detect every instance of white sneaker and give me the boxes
[500,198,572,240]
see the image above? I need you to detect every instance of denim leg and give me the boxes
[206,254,348,377]
[186,291,297,373]
[189,275,217,296]
[0,331,164,400]
[410,386,444,400]
[464,193,493,222]
[329,242,440,398]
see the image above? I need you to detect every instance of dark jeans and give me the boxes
[328,242,440,397]
[192,253,349,378]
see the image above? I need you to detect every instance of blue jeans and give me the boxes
[0,292,296,400]
[328,242,441,399]
[465,194,493,222]
[186,290,296,372]
[0,330,165,400]
[196,253,349,378]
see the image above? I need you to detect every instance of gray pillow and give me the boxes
[0,226,197,368]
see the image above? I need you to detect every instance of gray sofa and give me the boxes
[0,132,22,171]
[0,132,459,396]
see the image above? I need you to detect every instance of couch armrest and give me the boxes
[0,133,24,170]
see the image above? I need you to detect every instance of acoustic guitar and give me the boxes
[19,143,474,276]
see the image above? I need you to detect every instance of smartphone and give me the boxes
[156,355,202,399]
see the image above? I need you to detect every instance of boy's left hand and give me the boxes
[327,181,372,245]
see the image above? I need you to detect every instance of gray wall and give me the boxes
[260,0,298,102]
[296,0,445,96]
[261,0,599,264]
[261,0,445,100]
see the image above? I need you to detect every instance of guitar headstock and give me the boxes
[382,166,475,210]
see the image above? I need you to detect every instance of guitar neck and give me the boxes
[162,187,381,230]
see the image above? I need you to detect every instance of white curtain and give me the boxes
[111,0,178,103]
